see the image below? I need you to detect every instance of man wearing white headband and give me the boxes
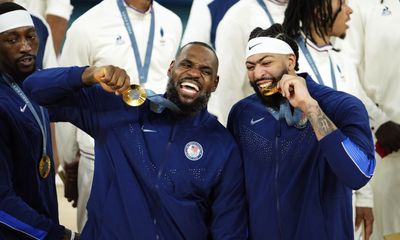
[0,2,78,240]
[227,23,376,239]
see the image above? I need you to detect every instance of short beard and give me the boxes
[250,68,288,109]
[165,79,211,115]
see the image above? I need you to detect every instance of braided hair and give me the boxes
[282,0,343,44]
[248,23,300,71]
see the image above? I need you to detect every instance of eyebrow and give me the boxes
[246,54,274,65]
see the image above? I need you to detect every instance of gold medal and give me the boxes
[39,155,51,179]
[122,84,147,107]
[263,86,279,96]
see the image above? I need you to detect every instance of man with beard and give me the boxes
[227,23,376,239]
[23,42,248,239]
[0,2,78,239]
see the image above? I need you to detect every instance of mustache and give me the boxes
[16,54,36,62]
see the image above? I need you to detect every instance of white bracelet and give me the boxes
[70,231,75,240]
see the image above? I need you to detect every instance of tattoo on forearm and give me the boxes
[306,104,337,140]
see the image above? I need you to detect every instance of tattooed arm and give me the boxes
[278,74,375,188]
[304,101,337,141]
[278,74,337,140]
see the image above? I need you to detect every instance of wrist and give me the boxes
[303,99,319,116]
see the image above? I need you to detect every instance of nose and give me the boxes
[187,67,201,78]
[20,38,32,52]
[345,2,353,15]
[253,65,266,80]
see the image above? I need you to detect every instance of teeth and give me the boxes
[181,82,199,92]
[258,82,272,89]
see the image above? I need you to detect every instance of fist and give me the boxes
[83,65,131,94]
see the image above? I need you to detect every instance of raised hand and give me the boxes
[82,65,131,95]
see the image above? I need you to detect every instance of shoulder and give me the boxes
[153,2,182,24]
[68,0,111,30]
[227,95,263,128]
[304,74,367,121]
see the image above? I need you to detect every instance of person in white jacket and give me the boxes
[57,0,182,232]
[340,0,400,239]
[282,0,377,239]
[210,0,287,125]
[14,0,73,56]
[181,0,238,47]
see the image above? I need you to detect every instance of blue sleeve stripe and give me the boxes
[341,138,376,178]
[0,210,47,240]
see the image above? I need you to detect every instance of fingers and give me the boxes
[96,66,131,94]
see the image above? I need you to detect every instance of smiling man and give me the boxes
[0,2,77,240]
[23,42,248,239]
[227,24,376,240]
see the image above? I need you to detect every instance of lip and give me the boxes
[178,78,202,99]
[17,55,35,68]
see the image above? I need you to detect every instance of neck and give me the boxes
[125,0,151,13]
[309,27,330,47]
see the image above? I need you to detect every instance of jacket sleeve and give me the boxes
[210,144,248,239]
[319,95,376,190]
[0,114,64,240]
[23,66,100,138]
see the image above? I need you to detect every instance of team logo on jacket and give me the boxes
[184,141,203,161]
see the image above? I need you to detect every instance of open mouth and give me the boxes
[257,80,279,96]
[17,56,34,67]
[180,81,200,96]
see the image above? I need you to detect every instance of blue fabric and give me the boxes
[31,15,48,70]
[341,138,375,178]
[207,0,238,47]
[0,211,47,240]
[23,66,248,240]
[0,75,64,240]
[227,73,376,240]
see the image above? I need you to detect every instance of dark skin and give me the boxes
[0,26,38,81]
[0,24,79,239]
[125,0,152,12]
[82,43,219,116]
[166,44,219,114]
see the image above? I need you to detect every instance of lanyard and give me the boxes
[145,89,181,113]
[117,0,155,85]
[256,0,275,24]
[296,37,337,90]
[1,73,47,156]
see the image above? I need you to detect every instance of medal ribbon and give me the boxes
[296,37,337,90]
[256,0,275,24]
[1,73,47,157]
[117,0,155,85]
[145,89,181,113]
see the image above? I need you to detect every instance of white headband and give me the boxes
[246,37,294,58]
[0,10,34,34]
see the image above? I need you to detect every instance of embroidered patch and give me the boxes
[184,141,203,161]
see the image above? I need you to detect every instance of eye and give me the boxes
[261,61,272,66]
[180,61,191,68]
[246,65,255,71]
[5,38,17,44]
[201,69,212,76]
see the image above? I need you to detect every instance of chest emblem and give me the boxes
[184,141,203,161]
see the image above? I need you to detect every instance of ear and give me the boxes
[211,76,219,92]
[287,53,296,72]
[167,60,175,78]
